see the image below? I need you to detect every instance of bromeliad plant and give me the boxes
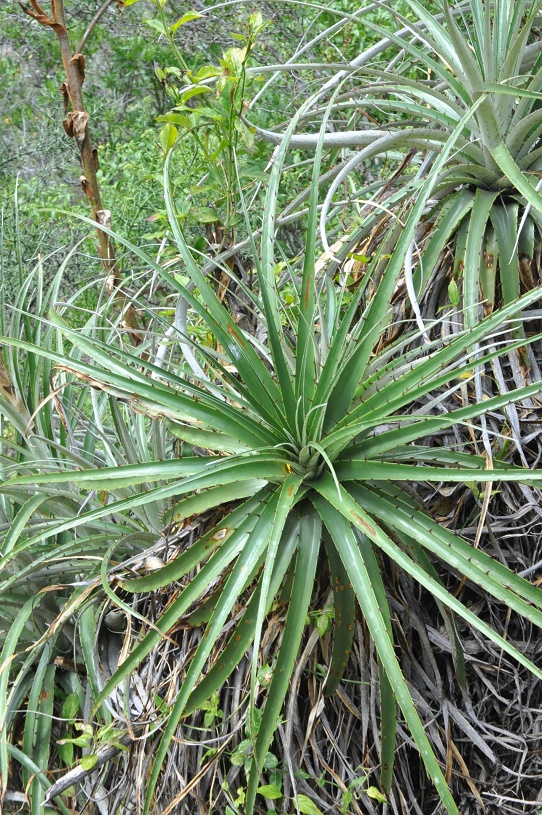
[0,246,178,813]
[3,83,542,814]
[359,0,542,327]
[254,0,542,339]
[0,201,229,809]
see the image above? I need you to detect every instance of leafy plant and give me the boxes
[3,78,542,814]
[0,250,174,811]
[253,1,542,340]
[3,2,542,813]
[155,8,269,234]
[295,1,542,327]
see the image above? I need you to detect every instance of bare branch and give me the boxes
[43,732,134,804]
[76,0,117,55]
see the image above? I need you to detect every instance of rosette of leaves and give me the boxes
[255,0,542,335]
[362,0,542,328]
[389,0,542,319]
[0,249,175,812]
[3,96,542,815]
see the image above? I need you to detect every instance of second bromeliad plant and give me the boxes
[3,1,542,813]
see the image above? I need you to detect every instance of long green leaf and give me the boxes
[405,0,475,85]
[401,533,466,687]
[1,455,286,562]
[339,284,542,426]
[413,190,474,294]
[2,494,48,556]
[3,332,275,449]
[462,190,497,328]
[250,473,303,700]
[490,203,522,307]
[491,141,542,215]
[354,528,396,794]
[335,458,542,484]
[5,744,71,815]
[322,534,355,697]
[246,505,321,815]
[335,375,542,461]
[183,515,300,717]
[359,8,471,105]
[163,154,287,425]
[324,95,487,429]
[318,476,542,689]
[311,489,459,815]
[163,479,266,526]
[50,310,283,444]
[295,90,338,412]
[92,493,276,714]
[31,662,56,815]
[120,490,271,592]
[143,488,286,815]
[355,482,542,619]
[0,597,45,795]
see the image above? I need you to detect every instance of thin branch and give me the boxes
[76,0,117,55]
[43,731,134,804]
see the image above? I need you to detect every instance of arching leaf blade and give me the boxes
[311,489,459,815]
[143,489,286,815]
[183,516,300,717]
[245,506,321,815]
[322,534,355,697]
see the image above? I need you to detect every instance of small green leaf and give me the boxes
[73,722,93,735]
[157,113,191,128]
[188,65,221,82]
[314,608,333,637]
[159,123,178,155]
[190,205,220,224]
[367,786,388,804]
[80,754,99,771]
[171,11,203,32]
[188,184,213,196]
[448,278,460,306]
[257,784,282,800]
[263,752,279,770]
[56,740,74,767]
[231,738,252,766]
[257,664,273,687]
[144,18,168,37]
[181,86,213,103]
[191,106,223,122]
[57,735,91,748]
[234,118,255,149]
[221,46,246,75]
[296,794,325,815]
[61,692,80,721]
[249,10,265,33]
[239,166,269,182]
